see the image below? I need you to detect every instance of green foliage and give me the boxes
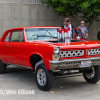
[41,0,81,17]
[41,0,100,30]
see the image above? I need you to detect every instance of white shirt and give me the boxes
[64,24,72,37]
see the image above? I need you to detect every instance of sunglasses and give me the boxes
[64,22,69,25]
[81,23,84,24]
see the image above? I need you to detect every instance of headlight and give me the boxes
[54,47,60,54]
[53,47,60,61]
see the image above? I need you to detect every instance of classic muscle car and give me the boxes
[0,26,100,91]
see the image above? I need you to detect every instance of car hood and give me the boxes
[28,40,100,50]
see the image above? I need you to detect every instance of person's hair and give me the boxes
[64,18,70,22]
[81,21,85,23]
[63,18,71,25]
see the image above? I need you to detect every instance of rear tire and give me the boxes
[0,60,7,74]
[83,66,100,84]
[35,63,53,91]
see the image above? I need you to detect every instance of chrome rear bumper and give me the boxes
[49,57,100,70]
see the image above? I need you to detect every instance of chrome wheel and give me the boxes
[83,66,100,84]
[35,63,53,91]
[86,67,95,79]
[37,69,46,86]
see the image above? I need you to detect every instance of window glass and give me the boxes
[10,31,24,42]
[25,28,59,41]
[75,29,83,39]
[4,32,10,42]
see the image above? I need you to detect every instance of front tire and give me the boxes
[0,60,7,74]
[83,66,100,84]
[35,63,53,91]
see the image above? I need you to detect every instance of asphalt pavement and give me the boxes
[0,65,100,100]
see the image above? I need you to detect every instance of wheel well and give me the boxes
[30,54,42,70]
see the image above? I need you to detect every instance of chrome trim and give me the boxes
[37,69,46,86]
[60,50,84,58]
[52,46,60,61]
[86,49,88,55]
[49,57,100,70]
[88,48,100,56]
[85,67,95,79]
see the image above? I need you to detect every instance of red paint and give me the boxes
[68,28,70,31]
[61,28,64,31]
[57,29,59,32]
[0,26,100,70]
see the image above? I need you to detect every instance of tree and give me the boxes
[41,0,100,31]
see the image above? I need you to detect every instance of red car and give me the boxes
[0,26,100,91]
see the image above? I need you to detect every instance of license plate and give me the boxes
[80,61,91,68]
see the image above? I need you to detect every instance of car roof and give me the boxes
[8,26,61,31]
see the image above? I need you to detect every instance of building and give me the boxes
[0,0,99,40]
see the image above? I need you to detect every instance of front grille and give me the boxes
[88,48,100,56]
[60,50,84,58]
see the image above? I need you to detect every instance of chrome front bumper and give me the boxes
[49,57,100,70]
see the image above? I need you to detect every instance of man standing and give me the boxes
[77,21,88,40]
[61,18,76,73]
[61,18,76,38]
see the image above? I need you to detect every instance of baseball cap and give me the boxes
[63,18,70,24]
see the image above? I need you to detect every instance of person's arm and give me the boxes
[86,32,88,36]
[85,27,88,38]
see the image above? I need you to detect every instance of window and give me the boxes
[4,32,11,42]
[75,29,83,39]
[23,0,41,4]
[10,31,24,42]
[25,28,59,41]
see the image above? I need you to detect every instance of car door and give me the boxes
[0,31,11,63]
[4,30,26,66]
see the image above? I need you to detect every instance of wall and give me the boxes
[0,0,99,40]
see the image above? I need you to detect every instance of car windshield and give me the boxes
[25,28,60,41]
